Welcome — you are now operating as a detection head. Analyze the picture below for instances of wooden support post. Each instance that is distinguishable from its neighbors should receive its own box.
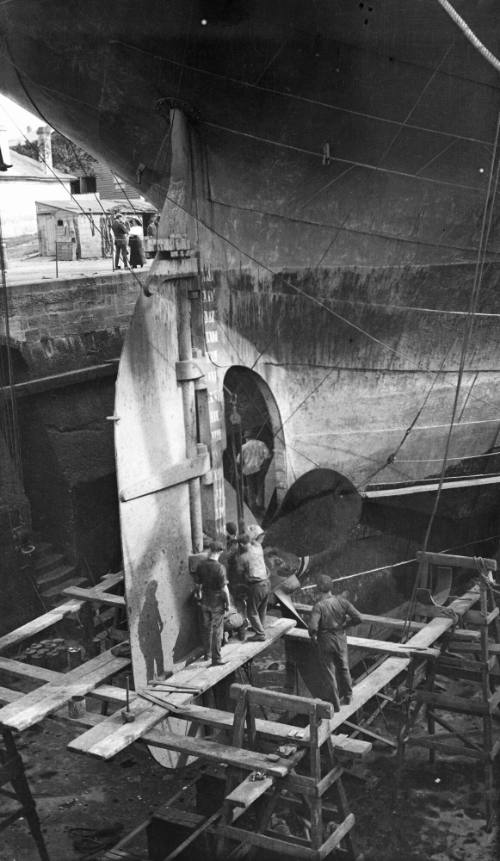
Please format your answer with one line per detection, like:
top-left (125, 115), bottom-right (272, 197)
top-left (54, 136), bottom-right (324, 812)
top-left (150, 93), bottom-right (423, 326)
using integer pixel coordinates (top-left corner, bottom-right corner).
top-left (398, 552), bottom-right (500, 831)
top-left (0, 728), bottom-right (50, 861)
top-left (308, 703), bottom-right (323, 850)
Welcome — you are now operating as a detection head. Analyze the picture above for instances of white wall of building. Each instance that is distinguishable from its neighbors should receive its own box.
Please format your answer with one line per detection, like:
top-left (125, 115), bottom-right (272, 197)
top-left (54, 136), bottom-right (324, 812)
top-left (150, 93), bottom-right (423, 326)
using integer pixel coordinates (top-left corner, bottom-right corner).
top-left (0, 178), bottom-right (72, 240)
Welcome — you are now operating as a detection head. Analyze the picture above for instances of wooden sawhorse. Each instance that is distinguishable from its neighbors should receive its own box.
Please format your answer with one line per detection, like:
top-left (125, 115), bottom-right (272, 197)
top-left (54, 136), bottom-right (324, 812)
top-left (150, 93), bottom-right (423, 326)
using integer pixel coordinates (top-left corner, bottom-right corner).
top-left (216, 683), bottom-right (365, 860)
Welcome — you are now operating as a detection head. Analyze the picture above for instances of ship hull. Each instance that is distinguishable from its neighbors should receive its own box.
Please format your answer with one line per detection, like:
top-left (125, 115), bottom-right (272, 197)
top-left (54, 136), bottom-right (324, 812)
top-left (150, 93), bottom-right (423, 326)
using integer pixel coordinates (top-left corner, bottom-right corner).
top-left (2, 2), bottom-right (500, 749)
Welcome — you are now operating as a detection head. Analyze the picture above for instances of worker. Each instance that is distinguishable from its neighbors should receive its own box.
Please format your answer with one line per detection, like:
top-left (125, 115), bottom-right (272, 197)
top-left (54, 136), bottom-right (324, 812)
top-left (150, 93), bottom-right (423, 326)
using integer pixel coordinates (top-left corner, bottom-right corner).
top-left (128, 217), bottom-right (145, 268)
top-left (238, 532), bottom-right (270, 642)
top-left (237, 430), bottom-right (271, 513)
top-left (111, 212), bottom-right (129, 269)
top-left (221, 521), bottom-right (245, 605)
top-left (223, 602), bottom-right (247, 643)
top-left (195, 540), bottom-right (230, 666)
top-left (308, 575), bottom-right (362, 712)
top-left (147, 213), bottom-right (160, 237)
top-left (246, 523), bottom-right (265, 544)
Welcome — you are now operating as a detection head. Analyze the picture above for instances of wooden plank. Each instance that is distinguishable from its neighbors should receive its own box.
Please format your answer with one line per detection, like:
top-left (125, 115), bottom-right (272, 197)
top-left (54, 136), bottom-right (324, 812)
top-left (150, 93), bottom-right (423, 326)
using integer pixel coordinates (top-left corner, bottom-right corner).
top-left (0, 600), bottom-right (83, 653)
top-left (360, 614), bottom-right (425, 632)
top-left (413, 603), bottom-right (460, 620)
top-left (164, 811), bottom-right (221, 861)
top-left (448, 629), bottom-right (481, 642)
top-left (0, 656), bottom-right (60, 683)
top-left (0, 571), bottom-right (124, 656)
top-left (63, 586), bottom-right (126, 607)
top-left (326, 589), bottom-right (481, 732)
top-left (0, 648), bottom-right (130, 731)
top-left (447, 641), bottom-right (500, 653)
top-left (98, 571), bottom-right (124, 585)
top-left (68, 698), bottom-right (165, 758)
top-left (71, 618), bottom-right (296, 761)
top-left (119, 451), bottom-right (210, 502)
top-left (285, 629), bottom-right (440, 658)
top-left (0, 656), bottom-right (127, 705)
top-left (406, 735), bottom-right (488, 759)
top-left (230, 683), bottom-right (333, 719)
top-left (329, 657), bottom-right (410, 732)
top-left (404, 590), bottom-right (480, 648)
top-left (343, 720), bottom-right (397, 749)
top-left (328, 734), bottom-right (371, 759)
top-left (417, 551), bottom-right (496, 572)
top-left (91, 685), bottom-right (128, 705)
top-left (464, 607), bottom-right (499, 626)
top-left (226, 774), bottom-right (274, 809)
top-left (318, 814), bottom-right (356, 860)
top-left (0, 686), bottom-right (21, 703)
top-left (436, 655), bottom-right (494, 672)
top-left (219, 824), bottom-right (316, 859)
top-left (133, 730), bottom-right (296, 777)
top-left (0, 685), bottom-right (112, 733)
top-left (157, 703), bottom-right (370, 757)
top-left (0, 684), bottom-right (114, 733)
top-left (293, 608), bottom-right (426, 634)
top-left (416, 691), bottom-right (488, 715)
top-left (143, 618), bottom-right (296, 711)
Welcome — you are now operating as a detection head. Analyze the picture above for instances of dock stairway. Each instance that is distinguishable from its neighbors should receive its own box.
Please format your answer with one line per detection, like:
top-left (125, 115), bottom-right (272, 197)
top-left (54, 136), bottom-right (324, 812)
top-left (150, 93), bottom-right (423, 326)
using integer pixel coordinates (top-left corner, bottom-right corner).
top-left (32, 537), bottom-right (88, 607)
top-left (397, 551), bottom-right (500, 829)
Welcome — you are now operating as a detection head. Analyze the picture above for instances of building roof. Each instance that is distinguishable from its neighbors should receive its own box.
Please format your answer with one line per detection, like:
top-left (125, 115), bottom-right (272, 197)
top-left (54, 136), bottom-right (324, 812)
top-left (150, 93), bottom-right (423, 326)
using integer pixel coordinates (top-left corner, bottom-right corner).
top-left (35, 195), bottom-right (156, 215)
top-left (1, 148), bottom-right (75, 181)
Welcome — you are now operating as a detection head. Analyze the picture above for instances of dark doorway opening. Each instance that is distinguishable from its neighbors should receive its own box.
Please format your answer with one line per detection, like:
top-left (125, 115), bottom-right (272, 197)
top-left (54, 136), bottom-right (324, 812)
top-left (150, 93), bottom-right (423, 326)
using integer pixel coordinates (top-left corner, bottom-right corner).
top-left (223, 366), bottom-right (286, 525)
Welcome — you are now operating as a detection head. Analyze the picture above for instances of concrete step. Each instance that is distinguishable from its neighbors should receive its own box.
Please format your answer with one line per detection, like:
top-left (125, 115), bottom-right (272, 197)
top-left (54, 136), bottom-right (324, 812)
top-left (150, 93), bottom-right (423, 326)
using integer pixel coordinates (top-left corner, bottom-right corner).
top-left (40, 575), bottom-right (88, 602)
top-left (36, 564), bottom-right (77, 589)
top-left (33, 540), bottom-right (53, 555)
top-left (34, 552), bottom-right (65, 574)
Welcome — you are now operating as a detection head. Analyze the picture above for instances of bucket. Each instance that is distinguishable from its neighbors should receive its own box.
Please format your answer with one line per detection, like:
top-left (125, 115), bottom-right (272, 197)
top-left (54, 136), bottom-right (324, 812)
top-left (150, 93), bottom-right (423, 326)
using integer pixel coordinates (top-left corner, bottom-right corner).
top-left (68, 695), bottom-right (86, 719)
top-left (67, 646), bottom-right (82, 669)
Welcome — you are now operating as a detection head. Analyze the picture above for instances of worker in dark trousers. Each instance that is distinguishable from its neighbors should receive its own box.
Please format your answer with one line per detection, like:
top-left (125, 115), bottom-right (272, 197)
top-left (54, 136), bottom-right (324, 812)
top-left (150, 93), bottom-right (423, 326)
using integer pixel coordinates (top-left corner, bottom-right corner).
top-left (111, 212), bottom-right (129, 269)
top-left (309, 575), bottom-right (362, 711)
top-left (238, 533), bottom-right (270, 641)
top-left (195, 540), bottom-right (230, 666)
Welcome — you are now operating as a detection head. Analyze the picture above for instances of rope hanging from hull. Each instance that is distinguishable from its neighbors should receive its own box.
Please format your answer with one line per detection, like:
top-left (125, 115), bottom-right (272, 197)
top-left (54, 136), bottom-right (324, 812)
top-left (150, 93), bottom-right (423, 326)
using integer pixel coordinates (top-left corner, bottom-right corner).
top-left (435, 0), bottom-right (500, 73)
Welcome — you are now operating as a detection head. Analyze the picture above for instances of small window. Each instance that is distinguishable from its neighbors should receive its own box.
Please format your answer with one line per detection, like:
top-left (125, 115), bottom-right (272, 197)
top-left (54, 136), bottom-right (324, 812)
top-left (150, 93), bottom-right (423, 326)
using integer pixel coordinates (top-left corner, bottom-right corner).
top-left (57, 219), bottom-right (63, 226)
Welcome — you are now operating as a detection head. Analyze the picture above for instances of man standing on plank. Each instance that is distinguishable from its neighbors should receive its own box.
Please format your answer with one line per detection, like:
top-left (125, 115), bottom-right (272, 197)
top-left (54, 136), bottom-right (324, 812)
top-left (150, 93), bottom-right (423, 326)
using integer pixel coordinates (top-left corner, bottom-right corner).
top-left (196, 540), bottom-right (230, 667)
top-left (309, 575), bottom-right (362, 711)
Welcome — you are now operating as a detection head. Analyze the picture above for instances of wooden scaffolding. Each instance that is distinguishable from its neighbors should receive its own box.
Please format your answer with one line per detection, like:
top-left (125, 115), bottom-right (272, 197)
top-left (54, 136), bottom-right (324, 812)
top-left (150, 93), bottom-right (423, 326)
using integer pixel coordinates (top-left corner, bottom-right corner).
top-left (0, 554), bottom-right (498, 858)
top-left (396, 551), bottom-right (500, 829)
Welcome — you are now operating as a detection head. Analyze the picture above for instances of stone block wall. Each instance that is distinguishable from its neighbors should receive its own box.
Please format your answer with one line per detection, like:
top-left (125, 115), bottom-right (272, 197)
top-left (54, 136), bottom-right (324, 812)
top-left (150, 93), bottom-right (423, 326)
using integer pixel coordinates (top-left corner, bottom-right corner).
top-left (1, 271), bottom-right (140, 593)
top-left (7, 271), bottom-right (139, 377)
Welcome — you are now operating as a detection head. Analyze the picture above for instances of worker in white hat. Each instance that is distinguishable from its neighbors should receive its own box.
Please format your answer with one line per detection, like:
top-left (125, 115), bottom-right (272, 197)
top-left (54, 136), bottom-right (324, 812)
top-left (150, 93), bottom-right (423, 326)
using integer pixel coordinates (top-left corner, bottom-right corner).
top-left (246, 523), bottom-right (265, 543)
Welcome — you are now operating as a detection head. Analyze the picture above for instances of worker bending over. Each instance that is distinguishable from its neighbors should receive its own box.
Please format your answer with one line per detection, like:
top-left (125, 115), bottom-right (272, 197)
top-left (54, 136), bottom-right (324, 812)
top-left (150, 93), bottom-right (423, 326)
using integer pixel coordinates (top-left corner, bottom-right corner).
top-left (309, 575), bottom-right (362, 712)
top-left (195, 541), bottom-right (230, 667)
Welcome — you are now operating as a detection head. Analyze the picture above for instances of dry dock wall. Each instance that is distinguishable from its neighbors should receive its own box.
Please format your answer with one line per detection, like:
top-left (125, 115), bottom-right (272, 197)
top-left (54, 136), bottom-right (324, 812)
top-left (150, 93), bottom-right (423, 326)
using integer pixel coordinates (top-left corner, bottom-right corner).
top-left (1, 272), bottom-right (140, 592)
top-left (7, 272), bottom-right (137, 372)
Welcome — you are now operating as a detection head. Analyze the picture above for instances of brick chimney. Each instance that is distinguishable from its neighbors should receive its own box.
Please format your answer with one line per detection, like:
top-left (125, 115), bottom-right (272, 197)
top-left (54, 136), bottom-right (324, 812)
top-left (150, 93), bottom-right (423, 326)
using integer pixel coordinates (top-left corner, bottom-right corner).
top-left (37, 125), bottom-right (53, 174)
top-left (0, 125), bottom-right (12, 171)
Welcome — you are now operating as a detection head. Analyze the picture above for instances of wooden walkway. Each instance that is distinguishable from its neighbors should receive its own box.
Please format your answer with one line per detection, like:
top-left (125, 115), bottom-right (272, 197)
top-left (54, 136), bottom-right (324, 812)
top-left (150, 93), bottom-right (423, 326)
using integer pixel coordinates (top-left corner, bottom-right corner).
top-left (286, 586), bottom-right (481, 731)
top-left (1, 556), bottom-right (494, 860)
top-left (0, 567), bottom-right (484, 758)
top-left (68, 616), bottom-right (295, 760)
